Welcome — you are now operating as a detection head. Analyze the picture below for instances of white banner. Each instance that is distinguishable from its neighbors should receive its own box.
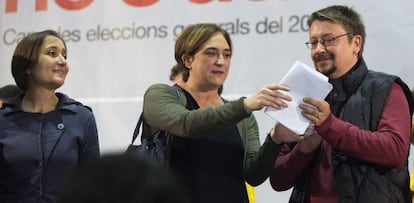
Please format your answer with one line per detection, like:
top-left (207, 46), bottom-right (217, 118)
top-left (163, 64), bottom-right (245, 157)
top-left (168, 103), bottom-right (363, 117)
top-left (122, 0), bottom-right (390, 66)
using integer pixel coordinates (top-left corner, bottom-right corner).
top-left (2, 1), bottom-right (414, 202)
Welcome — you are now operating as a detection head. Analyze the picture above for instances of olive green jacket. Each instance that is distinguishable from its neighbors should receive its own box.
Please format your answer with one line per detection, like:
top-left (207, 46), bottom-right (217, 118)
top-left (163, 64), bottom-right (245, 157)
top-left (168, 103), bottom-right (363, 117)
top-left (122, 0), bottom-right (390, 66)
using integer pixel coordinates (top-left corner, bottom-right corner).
top-left (143, 83), bottom-right (281, 186)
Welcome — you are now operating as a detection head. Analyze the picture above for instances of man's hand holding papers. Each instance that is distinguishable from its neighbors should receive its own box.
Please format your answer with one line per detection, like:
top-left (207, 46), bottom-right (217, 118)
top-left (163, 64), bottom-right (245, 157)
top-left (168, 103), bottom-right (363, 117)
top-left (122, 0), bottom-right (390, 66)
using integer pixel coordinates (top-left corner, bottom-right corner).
top-left (264, 61), bottom-right (333, 134)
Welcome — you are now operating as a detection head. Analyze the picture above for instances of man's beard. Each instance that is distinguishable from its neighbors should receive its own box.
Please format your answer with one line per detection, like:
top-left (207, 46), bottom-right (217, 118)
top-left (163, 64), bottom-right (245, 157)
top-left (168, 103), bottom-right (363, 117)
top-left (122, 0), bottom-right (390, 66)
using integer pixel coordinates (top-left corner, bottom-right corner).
top-left (321, 64), bottom-right (337, 76)
top-left (314, 52), bottom-right (337, 77)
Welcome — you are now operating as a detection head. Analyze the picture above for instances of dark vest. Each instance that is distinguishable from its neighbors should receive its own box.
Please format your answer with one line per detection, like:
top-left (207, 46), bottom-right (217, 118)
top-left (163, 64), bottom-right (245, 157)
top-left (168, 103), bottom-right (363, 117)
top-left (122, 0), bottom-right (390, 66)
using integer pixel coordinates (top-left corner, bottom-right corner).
top-left (289, 60), bottom-right (414, 203)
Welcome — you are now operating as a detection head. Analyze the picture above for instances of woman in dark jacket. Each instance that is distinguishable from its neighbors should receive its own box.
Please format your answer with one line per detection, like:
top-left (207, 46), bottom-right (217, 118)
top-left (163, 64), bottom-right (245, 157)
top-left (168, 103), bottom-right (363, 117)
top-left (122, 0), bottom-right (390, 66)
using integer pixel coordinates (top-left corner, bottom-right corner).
top-left (0, 30), bottom-right (100, 203)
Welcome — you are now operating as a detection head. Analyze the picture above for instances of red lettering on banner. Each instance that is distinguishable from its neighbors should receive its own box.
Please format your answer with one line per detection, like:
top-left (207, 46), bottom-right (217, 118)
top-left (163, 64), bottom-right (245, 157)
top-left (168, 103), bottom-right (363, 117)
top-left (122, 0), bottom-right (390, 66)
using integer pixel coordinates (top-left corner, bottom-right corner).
top-left (36, 0), bottom-right (48, 11)
top-left (5, 0), bottom-right (265, 13)
top-left (190, 0), bottom-right (263, 3)
top-left (190, 0), bottom-right (231, 3)
top-left (123, 0), bottom-right (158, 7)
top-left (5, 0), bottom-right (17, 12)
top-left (56, 0), bottom-right (93, 10)
top-left (6, 0), bottom-right (48, 12)
top-left (5, 0), bottom-right (91, 12)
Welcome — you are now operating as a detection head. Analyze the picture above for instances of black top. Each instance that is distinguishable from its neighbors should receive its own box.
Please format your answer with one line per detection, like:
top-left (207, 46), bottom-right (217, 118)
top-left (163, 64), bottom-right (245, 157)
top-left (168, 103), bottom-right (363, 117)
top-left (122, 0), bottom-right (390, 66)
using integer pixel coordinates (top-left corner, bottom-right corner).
top-left (170, 88), bottom-right (248, 203)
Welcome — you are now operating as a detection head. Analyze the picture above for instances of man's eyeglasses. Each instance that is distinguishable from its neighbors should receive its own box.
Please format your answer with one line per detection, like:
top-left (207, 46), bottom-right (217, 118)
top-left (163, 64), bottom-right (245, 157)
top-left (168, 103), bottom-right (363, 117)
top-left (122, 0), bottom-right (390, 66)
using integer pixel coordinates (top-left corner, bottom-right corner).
top-left (305, 33), bottom-right (350, 49)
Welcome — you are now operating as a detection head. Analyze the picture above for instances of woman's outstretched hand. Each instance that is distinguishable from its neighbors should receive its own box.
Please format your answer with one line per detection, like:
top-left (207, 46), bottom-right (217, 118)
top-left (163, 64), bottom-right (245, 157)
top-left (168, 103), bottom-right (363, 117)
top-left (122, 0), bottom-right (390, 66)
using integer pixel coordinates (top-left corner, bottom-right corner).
top-left (244, 84), bottom-right (292, 113)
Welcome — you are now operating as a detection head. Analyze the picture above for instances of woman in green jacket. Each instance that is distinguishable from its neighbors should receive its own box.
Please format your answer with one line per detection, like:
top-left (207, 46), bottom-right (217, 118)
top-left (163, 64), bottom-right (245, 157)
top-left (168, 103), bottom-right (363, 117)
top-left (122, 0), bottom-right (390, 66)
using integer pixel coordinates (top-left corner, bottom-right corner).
top-left (143, 23), bottom-right (300, 203)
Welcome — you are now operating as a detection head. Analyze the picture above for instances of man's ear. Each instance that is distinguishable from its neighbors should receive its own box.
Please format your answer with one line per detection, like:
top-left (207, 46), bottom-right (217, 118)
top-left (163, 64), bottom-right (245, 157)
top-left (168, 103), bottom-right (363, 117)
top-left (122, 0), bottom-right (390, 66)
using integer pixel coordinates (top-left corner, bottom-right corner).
top-left (353, 35), bottom-right (362, 55)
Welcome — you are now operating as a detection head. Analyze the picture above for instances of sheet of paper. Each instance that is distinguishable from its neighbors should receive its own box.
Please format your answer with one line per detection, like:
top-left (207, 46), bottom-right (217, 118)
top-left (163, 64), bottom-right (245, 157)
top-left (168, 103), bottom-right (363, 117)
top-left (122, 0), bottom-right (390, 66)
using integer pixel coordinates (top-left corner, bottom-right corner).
top-left (264, 61), bottom-right (333, 134)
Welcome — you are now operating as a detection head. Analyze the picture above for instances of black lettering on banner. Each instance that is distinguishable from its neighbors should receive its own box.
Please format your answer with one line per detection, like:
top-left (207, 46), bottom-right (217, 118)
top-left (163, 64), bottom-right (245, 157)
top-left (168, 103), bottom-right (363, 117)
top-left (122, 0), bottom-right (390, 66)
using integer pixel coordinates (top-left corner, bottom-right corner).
top-left (85, 23), bottom-right (169, 42)
top-left (288, 15), bottom-right (309, 33)
top-left (255, 17), bottom-right (283, 34)
top-left (2, 14), bottom-right (311, 46)
top-left (218, 18), bottom-right (250, 35)
top-left (172, 24), bottom-right (186, 37)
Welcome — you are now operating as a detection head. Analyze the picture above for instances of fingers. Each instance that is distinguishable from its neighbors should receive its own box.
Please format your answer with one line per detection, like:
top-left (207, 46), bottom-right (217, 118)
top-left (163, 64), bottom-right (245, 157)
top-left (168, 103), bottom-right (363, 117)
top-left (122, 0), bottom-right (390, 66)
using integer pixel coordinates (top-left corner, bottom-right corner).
top-left (269, 84), bottom-right (292, 100)
top-left (300, 97), bottom-right (330, 126)
top-left (268, 84), bottom-right (290, 92)
top-left (265, 84), bottom-right (292, 109)
top-left (244, 84), bottom-right (293, 112)
top-left (300, 103), bottom-right (319, 118)
top-left (302, 97), bottom-right (322, 107)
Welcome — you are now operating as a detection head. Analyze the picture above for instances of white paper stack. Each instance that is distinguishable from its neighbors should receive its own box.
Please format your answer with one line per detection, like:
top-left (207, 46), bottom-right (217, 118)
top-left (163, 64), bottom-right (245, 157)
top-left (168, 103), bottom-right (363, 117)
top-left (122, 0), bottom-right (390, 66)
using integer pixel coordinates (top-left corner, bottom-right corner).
top-left (264, 61), bottom-right (333, 134)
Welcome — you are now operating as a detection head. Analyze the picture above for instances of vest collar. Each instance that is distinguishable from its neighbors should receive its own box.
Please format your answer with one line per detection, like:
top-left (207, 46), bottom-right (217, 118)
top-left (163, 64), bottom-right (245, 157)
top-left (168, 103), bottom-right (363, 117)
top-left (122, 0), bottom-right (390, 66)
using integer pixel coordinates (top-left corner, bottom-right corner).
top-left (329, 58), bottom-right (368, 96)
